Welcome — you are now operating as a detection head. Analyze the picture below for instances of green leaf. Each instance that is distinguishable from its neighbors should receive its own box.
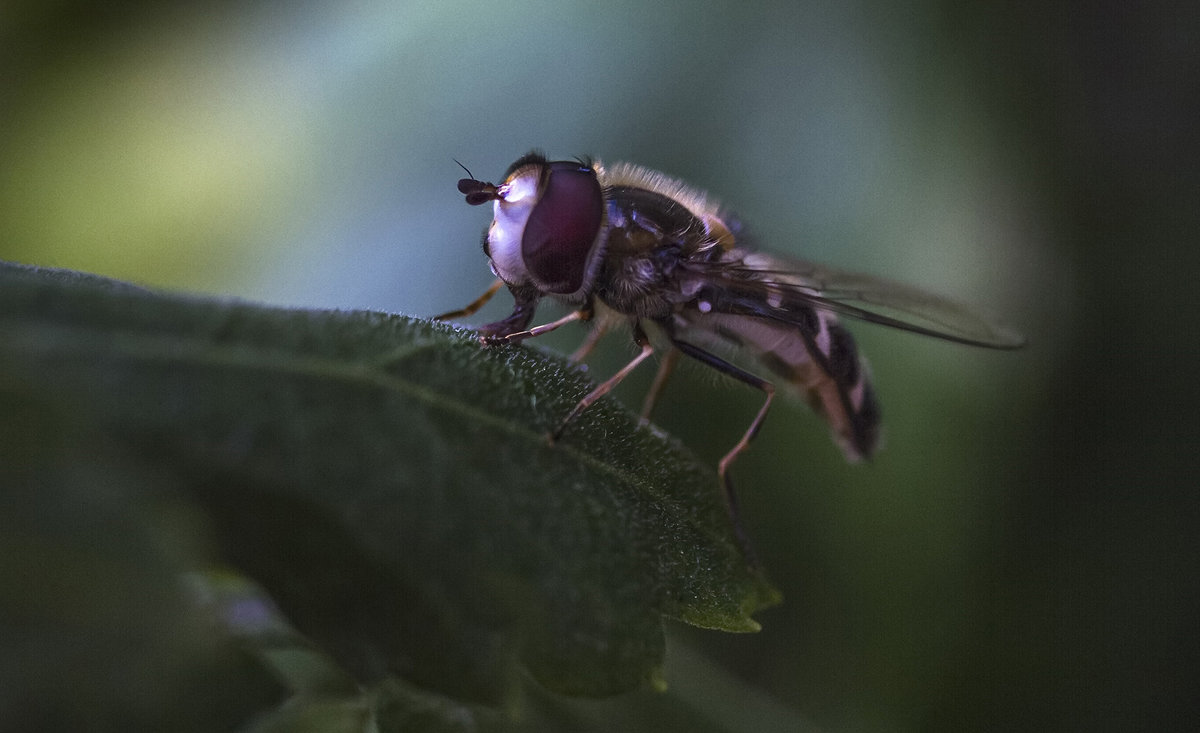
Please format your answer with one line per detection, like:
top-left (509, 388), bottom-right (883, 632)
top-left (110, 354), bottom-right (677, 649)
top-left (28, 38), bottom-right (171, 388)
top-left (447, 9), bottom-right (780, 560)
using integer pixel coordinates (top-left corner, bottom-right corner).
top-left (0, 376), bottom-right (285, 730)
top-left (0, 261), bottom-right (778, 711)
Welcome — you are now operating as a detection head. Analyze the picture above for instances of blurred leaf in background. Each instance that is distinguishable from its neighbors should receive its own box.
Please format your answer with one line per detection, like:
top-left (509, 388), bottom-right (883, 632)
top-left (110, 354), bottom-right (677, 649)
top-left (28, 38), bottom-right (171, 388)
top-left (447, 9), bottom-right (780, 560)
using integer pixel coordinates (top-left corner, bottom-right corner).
top-left (3, 0), bottom-right (1197, 730)
top-left (0, 364), bottom-right (285, 730)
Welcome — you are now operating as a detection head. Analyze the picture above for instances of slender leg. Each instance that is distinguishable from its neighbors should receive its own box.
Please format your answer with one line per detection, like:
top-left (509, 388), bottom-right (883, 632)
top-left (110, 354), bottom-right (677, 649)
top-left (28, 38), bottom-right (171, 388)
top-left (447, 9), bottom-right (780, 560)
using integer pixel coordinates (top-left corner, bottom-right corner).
top-left (670, 338), bottom-right (774, 565)
top-left (433, 278), bottom-right (504, 321)
top-left (477, 284), bottom-right (541, 341)
top-left (552, 327), bottom-right (655, 441)
top-left (499, 306), bottom-right (592, 343)
top-left (568, 319), bottom-right (610, 364)
top-left (639, 347), bottom-right (681, 424)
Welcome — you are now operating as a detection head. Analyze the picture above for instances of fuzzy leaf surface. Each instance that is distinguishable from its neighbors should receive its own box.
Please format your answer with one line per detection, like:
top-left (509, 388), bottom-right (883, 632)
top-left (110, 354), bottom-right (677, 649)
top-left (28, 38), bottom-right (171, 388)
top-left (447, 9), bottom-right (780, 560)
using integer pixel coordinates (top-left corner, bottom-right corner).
top-left (0, 261), bottom-right (778, 707)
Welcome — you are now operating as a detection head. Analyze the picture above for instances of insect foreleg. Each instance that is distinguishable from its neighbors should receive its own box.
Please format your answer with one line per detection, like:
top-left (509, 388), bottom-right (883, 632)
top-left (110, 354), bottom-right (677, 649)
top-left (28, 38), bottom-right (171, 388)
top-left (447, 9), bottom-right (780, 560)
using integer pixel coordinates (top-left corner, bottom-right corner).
top-left (499, 304), bottom-right (593, 344)
top-left (434, 278), bottom-right (504, 321)
top-left (472, 283), bottom-right (542, 342)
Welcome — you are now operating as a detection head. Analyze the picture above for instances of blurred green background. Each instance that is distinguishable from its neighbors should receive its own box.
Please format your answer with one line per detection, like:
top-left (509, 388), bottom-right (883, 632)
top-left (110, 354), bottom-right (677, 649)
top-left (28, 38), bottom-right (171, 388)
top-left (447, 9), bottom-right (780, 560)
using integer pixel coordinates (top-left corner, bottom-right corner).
top-left (2, 0), bottom-right (1195, 730)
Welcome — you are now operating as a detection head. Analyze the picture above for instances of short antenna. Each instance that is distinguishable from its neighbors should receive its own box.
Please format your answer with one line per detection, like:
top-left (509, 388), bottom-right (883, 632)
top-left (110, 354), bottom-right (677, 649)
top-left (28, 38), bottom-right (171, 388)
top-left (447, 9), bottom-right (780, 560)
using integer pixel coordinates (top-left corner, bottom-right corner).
top-left (453, 159), bottom-right (476, 181)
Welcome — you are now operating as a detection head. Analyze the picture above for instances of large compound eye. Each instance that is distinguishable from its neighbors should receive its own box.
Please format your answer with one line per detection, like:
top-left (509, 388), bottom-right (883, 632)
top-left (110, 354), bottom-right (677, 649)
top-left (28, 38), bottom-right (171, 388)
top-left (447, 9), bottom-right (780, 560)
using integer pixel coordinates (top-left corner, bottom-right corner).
top-left (520, 162), bottom-right (604, 295)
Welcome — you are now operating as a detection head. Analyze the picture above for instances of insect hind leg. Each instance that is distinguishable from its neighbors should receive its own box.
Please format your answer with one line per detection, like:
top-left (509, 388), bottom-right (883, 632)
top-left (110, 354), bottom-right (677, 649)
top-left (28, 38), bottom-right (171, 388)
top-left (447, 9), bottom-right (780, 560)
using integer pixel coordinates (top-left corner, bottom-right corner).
top-left (669, 337), bottom-right (774, 566)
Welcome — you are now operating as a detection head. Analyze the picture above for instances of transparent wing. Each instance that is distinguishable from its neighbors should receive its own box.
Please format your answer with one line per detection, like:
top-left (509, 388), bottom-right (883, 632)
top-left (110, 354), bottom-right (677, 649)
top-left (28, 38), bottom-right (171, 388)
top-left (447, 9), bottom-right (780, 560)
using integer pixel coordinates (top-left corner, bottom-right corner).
top-left (691, 251), bottom-right (1026, 349)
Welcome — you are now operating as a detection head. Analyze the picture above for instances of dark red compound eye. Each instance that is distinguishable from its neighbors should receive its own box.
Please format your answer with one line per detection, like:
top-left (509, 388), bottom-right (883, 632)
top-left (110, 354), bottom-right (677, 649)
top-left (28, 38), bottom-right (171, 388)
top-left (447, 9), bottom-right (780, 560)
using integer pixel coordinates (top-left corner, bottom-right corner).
top-left (520, 162), bottom-right (604, 295)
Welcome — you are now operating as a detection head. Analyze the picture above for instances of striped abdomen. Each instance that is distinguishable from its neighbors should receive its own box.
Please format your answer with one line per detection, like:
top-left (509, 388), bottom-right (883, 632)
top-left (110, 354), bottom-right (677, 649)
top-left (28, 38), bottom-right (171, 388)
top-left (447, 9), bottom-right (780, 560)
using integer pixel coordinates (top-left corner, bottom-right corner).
top-left (676, 307), bottom-right (882, 462)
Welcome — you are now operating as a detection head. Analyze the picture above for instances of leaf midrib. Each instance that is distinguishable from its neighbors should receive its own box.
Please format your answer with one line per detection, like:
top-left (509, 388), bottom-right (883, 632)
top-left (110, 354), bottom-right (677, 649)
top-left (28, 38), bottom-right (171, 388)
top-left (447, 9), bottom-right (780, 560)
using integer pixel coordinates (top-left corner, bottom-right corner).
top-left (2, 316), bottom-right (716, 536)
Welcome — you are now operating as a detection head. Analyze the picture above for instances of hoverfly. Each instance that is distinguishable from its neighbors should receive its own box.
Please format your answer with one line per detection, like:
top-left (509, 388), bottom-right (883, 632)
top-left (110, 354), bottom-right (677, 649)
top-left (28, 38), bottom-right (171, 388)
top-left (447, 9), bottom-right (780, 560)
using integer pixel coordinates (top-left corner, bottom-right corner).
top-left (439, 151), bottom-right (1023, 554)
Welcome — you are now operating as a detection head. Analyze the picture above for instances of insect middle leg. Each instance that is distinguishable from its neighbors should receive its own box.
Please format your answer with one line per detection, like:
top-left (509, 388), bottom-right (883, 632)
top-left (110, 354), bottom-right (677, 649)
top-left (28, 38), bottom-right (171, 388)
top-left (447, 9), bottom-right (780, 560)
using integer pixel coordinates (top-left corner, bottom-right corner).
top-left (669, 337), bottom-right (775, 564)
top-left (639, 347), bottom-right (681, 424)
top-left (568, 317), bottom-right (611, 364)
top-left (552, 324), bottom-right (655, 441)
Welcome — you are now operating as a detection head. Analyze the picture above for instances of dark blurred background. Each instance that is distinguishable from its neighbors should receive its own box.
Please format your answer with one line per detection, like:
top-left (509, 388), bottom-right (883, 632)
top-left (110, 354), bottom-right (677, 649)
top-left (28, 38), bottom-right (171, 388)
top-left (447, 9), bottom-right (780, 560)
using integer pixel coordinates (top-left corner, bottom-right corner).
top-left (2, 1), bottom-right (1196, 730)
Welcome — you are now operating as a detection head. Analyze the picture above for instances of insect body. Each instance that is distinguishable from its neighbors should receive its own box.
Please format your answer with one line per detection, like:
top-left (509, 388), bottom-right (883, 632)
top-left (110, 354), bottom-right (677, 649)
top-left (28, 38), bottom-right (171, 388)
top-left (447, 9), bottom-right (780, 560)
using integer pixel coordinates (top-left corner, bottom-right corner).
top-left (442, 152), bottom-right (1023, 553)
